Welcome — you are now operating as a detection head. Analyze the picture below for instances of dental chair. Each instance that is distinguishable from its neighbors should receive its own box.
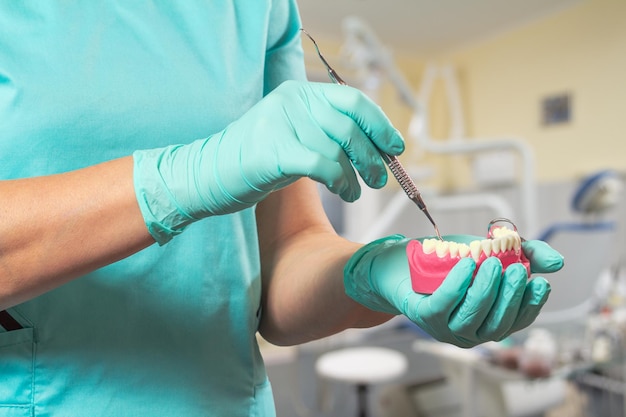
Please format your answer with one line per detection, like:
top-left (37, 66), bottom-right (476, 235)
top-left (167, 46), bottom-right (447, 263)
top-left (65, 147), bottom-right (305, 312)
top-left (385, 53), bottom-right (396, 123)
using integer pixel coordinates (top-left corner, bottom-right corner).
top-left (534, 169), bottom-right (623, 327)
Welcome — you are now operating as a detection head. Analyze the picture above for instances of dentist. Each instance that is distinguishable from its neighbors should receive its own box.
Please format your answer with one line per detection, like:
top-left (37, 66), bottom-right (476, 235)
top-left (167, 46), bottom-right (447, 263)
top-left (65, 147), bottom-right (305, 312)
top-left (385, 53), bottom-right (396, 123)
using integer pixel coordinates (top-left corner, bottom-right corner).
top-left (0, 1), bottom-right (563, 416)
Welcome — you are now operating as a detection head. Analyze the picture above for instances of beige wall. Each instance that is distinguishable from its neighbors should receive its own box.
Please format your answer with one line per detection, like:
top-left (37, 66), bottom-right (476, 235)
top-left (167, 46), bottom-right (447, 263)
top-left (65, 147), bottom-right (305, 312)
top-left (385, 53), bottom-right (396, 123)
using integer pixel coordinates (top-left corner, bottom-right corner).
top-left (440, 0), bottom-right (626, 183)
top-left (303, 0), bottom-right (625, 188)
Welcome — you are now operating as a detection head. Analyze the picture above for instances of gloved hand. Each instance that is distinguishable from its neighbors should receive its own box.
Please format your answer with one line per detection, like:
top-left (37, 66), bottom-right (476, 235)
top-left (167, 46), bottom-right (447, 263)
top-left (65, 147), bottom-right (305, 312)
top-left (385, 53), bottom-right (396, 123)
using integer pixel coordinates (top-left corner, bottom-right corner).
top-left (344, 235), bottom-right (564, 348)
top-left (133, 80), bottom-right (404, 244)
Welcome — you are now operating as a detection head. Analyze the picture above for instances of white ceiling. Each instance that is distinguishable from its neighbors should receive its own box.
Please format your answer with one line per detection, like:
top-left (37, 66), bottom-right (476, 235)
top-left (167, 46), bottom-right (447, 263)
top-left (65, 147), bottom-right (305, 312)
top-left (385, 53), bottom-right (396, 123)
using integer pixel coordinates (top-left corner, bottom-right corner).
top-left (297, 0), bottom-right (583, 56)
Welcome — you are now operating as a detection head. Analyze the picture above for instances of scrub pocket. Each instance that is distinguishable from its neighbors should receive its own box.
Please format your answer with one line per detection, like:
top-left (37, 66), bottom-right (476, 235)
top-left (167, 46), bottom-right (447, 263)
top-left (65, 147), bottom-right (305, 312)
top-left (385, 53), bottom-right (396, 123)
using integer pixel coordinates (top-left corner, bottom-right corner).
top-left (252, 377), bottom-right (276, 417)
top-left (0, 327), bottom-right (35, 416)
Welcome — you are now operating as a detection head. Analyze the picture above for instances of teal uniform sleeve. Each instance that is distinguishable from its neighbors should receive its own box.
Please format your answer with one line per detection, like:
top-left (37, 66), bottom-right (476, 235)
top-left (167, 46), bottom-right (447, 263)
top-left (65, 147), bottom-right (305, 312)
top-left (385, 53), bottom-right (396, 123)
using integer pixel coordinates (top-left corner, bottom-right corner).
top-left (264, 0), bottom-right (308, 94)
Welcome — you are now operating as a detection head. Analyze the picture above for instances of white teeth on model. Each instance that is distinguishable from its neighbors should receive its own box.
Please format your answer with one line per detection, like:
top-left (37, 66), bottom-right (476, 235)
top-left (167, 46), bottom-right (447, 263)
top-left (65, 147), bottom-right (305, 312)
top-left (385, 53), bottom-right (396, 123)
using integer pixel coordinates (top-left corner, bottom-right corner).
top-left (497, 238), bottom-right (505, 253)
top-left (423, 239), bottom-right (438, 255)
top-left (423, 227), bottom-right (521, 262)
top-left (501, 237), bottom-right (508, 252)
top-left (448, 242), bottom-right (459, 257)
top-left (470, 240), bottom-right (482, 260)
top-left (491, 227), bottom-right (522, 250)
top-left (458, 243), bottom-right (471, 258)
top-left (435, 241), bottom-right (449, 257)
top-left (482, 239), bottom-right (493, 255)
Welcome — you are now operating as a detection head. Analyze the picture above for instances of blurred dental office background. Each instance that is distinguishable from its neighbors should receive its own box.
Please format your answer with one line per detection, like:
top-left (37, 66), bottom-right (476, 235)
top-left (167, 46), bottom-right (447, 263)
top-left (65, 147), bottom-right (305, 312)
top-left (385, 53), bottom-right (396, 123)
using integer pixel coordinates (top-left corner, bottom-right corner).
top-left (260, 0), bottom-right (626, 416)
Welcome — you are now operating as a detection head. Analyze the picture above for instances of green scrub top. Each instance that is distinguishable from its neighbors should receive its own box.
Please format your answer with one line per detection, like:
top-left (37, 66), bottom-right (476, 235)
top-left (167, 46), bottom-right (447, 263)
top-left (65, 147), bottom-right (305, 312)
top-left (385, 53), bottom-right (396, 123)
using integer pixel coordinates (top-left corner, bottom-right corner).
top-left (0, 1), bottom-right (306, 416)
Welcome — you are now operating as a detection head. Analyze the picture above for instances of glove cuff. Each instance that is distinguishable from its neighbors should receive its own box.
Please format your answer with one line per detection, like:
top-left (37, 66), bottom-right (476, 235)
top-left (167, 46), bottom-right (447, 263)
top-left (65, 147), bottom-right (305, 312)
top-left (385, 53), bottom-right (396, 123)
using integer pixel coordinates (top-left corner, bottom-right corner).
top-left (133, 147), bottom-right (197, 245)
top-left (343, 234), bottom-right (407, 315)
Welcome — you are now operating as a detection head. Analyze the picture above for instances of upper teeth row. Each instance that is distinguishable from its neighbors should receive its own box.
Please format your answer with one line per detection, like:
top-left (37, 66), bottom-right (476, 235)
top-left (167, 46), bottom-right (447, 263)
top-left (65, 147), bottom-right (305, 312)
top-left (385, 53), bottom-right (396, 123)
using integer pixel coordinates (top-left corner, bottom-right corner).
top-left (422, 227), bottom-right (522, 261)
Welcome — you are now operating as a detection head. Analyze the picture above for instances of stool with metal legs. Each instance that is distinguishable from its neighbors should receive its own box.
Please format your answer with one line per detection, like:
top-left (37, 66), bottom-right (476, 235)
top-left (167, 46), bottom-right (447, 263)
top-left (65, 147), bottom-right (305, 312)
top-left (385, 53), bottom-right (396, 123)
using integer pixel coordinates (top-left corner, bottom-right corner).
top-left (315, 346), bottom-right (408, 417)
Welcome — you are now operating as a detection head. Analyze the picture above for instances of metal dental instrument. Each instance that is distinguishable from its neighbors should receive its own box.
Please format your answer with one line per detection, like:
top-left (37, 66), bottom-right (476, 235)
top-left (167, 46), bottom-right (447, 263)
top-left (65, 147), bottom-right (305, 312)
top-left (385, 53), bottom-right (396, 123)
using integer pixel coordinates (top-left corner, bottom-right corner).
top-left (301, 29), bottom-right (443, 240)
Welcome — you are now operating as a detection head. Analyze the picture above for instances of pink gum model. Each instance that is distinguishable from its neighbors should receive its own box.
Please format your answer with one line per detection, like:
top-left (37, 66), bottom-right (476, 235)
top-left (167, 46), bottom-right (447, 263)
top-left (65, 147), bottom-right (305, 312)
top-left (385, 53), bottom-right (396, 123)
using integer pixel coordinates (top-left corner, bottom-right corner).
top-left (407, 229), bottom-right (530, 294)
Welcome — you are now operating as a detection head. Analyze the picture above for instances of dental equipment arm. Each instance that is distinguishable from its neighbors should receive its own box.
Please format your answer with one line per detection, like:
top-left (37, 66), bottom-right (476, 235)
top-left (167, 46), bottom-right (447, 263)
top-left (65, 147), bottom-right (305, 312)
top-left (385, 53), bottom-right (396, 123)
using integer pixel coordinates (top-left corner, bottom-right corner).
top-left (344, 235), bottom-right (564, 347)
top-left (341, 17), bottom-right (538, 236)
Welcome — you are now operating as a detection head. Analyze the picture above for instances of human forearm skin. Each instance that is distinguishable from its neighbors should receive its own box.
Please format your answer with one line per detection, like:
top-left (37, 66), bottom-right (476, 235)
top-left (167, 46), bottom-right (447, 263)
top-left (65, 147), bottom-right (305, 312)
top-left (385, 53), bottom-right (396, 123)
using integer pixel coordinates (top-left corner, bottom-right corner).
top-left (256, 180), bottom-right (394, 346)
top-left (0, 156), bottom-right (154, 309)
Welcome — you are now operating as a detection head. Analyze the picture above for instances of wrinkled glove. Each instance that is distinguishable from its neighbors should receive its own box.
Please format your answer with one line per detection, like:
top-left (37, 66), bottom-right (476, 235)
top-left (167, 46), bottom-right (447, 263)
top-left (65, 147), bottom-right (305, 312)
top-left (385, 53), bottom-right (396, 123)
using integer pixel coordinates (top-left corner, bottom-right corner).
top-left (344, 235), bottom-right (564, 348)
top-left (134, 80), bottom-right (404, 244)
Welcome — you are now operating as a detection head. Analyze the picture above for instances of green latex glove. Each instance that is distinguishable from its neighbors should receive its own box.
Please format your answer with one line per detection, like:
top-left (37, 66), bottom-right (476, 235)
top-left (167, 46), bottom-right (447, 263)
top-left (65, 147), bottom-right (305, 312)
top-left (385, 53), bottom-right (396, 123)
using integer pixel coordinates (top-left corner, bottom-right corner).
top-left (133, 80), bottom-right (404, 244)
top-left (344, 235), bottom-right (564, 348)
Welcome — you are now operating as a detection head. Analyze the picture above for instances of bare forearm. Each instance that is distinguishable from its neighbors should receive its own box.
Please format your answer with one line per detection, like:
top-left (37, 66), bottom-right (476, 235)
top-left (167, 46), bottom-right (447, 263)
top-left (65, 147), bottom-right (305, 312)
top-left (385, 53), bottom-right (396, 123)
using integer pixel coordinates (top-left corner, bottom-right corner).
top-left (256, 181), bottom-right (393, 346)
top-left (0, 157), bottom-right (154, 309)
top-left (260, 232), bottom-right (393, 345)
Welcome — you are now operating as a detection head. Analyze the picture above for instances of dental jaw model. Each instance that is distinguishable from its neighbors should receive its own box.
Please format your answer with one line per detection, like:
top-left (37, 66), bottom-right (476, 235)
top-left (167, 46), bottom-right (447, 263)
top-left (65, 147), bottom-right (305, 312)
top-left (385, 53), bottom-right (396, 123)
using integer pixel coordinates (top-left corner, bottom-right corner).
top-left (407, 224), bottom-right (530, 294)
